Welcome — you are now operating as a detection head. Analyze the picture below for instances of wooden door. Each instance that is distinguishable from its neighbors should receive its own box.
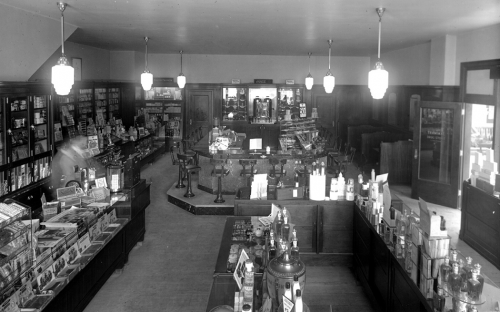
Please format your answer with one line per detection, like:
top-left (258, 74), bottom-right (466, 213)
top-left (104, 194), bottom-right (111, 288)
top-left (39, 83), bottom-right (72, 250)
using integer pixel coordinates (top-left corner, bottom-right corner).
top-left (411, 101), bottom-right (462, 208)
top-left (185, 89), bottom-right (213, 139)
top-left (312, 87), bottom-right (336, 132)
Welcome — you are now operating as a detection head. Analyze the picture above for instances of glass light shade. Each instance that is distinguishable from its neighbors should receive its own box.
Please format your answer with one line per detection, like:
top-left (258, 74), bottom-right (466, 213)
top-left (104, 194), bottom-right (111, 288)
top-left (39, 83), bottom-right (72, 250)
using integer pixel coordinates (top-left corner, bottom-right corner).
top-left (141, 71), bottom-right (153, 91)
top-left (323, 73), bottom-right (335, 94)
top-left (305, 74), bottom-right (314, 90)
top-left (368, 62), bottom-right (389, 100)
top-left (177, 74), bottom-right (186, 89)
top-left (51, 56), bottom-right (74, 96)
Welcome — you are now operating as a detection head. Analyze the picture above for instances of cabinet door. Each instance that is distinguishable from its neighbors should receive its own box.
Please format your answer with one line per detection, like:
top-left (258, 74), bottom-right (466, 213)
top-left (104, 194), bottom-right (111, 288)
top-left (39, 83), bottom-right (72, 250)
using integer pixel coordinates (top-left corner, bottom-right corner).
top-left (186, 89), bottom-right (214, 139)
top-left (318, 202), bottom-right (353, 253)
top-left (261, 125), bottom-right (280, 150)
top-left (286, 205), bottom-right (317, 253)
top-left (312, 87), bottom-right (336, 131)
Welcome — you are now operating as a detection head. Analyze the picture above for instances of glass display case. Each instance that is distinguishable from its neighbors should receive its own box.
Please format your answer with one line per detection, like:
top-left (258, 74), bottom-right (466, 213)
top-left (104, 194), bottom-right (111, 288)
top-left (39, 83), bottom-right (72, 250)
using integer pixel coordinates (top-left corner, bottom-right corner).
top-left (277, 87), bottom-right (304, 121)
top-left (222, 87), bottom-right (248, 121)
top-left (77, 88), bottom-right (93, 122)
top-left (248, 87), bottom-right (277, 124)
top-left (0, 92), bottom-right (53, 197)
top-left (95, 88), bottom-right (107, 126)
top-left (108, 87), bottom-right (120, 120)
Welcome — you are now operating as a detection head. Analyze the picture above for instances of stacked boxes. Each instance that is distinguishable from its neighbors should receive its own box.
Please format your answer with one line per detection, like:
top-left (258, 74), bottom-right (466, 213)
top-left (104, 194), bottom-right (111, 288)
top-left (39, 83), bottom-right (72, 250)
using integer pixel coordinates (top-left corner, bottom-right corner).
top-left (470, 149), bottom-right (498, 195)
top-left (419, 233), bottom-right (450, 299)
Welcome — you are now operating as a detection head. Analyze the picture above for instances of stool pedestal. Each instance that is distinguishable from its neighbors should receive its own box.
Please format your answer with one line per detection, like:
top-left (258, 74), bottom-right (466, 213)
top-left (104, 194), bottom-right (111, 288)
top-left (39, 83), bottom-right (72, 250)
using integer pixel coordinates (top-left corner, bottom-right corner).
top-left (212, 158), bottom-right (230, 203)
top-left (184, 167), bottom-right (200, 198)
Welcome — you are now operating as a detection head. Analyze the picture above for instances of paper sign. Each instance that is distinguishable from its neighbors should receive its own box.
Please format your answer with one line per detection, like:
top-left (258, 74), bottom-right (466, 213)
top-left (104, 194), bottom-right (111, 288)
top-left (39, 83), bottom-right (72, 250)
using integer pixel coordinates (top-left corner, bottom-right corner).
top-left (282, 295), bottom-right (294, 312)
top-left (262, 297), bottom-right (272, 312)
top-left (109, 209), bottom-right (117, 223)
top-left (249, 138), bottom-right (262, 150)
top-left (95, 178), bottom-right (107, 188)
top-left (233, 249), bottom-right (249, 290)
top-left (77, 233), bottom-right (91, 253)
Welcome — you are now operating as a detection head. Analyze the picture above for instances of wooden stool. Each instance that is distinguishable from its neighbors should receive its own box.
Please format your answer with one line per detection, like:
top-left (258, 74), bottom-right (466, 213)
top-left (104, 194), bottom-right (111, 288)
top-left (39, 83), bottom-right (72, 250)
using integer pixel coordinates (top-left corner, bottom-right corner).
top-left (269, 158), bottom-right (287, 178)
top-left (211, 158), bottom-right (230, 203)
top-left (177, 154), bottom-right (200, 197)
top-left (239, 159), bottom-right (257, 186)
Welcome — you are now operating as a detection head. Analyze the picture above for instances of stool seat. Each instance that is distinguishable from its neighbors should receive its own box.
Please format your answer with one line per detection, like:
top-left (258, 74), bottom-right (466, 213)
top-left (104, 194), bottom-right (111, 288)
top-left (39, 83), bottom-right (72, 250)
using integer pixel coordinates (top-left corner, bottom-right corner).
top-left (239, 159), bottom-right (257, 187)
top-left (178, 153), bottom-right (200, 197)
top-left (211, 158), bottom-right (230, 203)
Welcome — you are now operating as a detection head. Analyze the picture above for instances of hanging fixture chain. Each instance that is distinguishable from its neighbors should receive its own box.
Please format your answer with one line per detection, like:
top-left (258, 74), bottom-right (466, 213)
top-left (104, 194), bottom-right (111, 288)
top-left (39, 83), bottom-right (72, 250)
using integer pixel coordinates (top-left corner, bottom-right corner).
top-left (57, 3), bottom-right (67, 55)
top-left (308, 52), bottom-right (312, 74)
top-left (376, 8), bottom-right (385, 60)
top-left (180, 50), bottom-right (183, 74)
top-left (144, 37), bottom-right (149, 71)
top-left (328, 40), bottom-right (332, 70)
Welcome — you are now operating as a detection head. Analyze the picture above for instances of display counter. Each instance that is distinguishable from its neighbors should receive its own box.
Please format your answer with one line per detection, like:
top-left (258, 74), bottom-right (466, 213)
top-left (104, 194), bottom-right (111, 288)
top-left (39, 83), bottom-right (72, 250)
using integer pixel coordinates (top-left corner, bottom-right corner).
top-left (192, 136), bottom-right (327, 195)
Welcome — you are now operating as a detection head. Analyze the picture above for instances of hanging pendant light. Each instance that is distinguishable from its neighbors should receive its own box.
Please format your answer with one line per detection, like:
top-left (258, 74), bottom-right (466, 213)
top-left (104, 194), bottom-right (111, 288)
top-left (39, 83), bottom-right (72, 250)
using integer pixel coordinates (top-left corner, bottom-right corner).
top-left (305, 52), bottom-right (314, 90)
top-left (177, 50), bottom-right (186, 89)
top-left (51, 2), bottom-right (74, 96)
top-left (141, 37), bottom-right (153, 91)
top-left (323, 40), bottom-right (335, 93)
top-left (368, 8), bottom-right (389, 100)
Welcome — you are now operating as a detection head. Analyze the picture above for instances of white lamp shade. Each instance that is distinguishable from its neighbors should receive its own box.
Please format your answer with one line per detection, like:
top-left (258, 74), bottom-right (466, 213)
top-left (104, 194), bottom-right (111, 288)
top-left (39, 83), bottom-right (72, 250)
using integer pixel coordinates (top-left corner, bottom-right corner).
top-left (141, 71), bottom-right (153, 91)
top-left (177, 74), bottom-right (186, 89)
top-left (323, 74), bottom-right (335, 94)
top-left (305, 75), bottom-right (314, 90)
top-left (368, 68), bottom-right (389, 99)
top-left (51, 63), bottom-right (74, 96)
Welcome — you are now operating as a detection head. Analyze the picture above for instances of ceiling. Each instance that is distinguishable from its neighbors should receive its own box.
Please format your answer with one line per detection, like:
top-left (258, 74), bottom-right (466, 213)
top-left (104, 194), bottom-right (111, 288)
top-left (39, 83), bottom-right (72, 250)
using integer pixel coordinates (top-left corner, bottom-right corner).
top-left (2, 0), bottom-right (500, 57)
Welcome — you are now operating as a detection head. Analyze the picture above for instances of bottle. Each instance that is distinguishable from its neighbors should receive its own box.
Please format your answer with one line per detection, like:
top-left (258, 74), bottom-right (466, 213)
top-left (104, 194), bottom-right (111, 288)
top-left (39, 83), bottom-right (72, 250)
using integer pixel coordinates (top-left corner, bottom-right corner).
top-left (448, 263), bottom-right (462, 295)
top-left (266, 146), bottom-right (270, 155)
top-left (320, 162), bottom-right (325, 176)
top-left (330, 178), bottom-right (338, 201)
top-left (440, 256), bottom-right (452, 296)
top-left (243, 260), bottom-right (254, 305)
top-left (284, 282), bottom-right (292, 301)
top-left (282, 215), bottom-right (290, 241)
top-left (396, 236), bottom-right (405, 259)
top-left (291, 239), bottom-right (300, 259)
top-left (371, 169), bottom-right (376, 182)
top-left (473, 263), bottom-right (484, 294)
top-left (449, 249), bottom-right (458, 268)
top-left (292, 275), bottom-right (300, 302)
top-left (337, 173), bottom-right (345, 200)
top-left (463, 256), bottom-right (474, 280)
top-left (467, 268), bottom-right (482, 302)
top-left (294, 173), bottom-right (299, 187)
top-left (294, 289), bottom-right (303, 312)
top-left (346, 178), bottom-right (354, 201)
top-left (269, 238), bottom-right (276, 260)
top-left (292, 228), bottom-right (298, 242)
top-left (275, 211), bottom-right (283, 239)
top-left (433, 287), bottom-right (446, 312)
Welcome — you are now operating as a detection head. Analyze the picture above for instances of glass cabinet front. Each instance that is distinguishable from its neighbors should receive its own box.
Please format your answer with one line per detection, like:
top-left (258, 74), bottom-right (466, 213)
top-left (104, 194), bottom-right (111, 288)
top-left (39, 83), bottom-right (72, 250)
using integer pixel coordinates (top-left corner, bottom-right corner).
top-left (8, 96), bottom-right (29, 162)
top-left (33, 95), bottom-right (48, 155)
top-left (248, 88), bottom-right (277, 123)
top-left (223, 87), bottom-right (247, 121)
top-left (277, 87), bottom-right (303, 121)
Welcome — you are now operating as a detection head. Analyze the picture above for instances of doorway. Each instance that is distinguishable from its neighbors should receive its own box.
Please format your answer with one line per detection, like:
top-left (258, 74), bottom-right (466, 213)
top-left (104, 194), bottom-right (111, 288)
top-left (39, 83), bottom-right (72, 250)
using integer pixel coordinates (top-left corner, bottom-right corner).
top-left (411, 101), bottom-right (462, 208)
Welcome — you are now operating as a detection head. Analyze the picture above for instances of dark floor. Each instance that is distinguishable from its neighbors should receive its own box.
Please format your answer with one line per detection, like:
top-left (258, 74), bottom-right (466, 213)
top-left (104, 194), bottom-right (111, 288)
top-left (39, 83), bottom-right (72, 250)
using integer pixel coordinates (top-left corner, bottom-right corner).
top-left (83, 153), bottom-right (500, 311)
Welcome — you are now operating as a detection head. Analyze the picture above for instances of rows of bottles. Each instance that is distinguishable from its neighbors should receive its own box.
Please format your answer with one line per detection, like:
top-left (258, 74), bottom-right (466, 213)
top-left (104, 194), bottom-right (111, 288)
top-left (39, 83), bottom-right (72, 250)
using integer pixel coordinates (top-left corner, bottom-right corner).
top-left (357, 174), bottom-right (492, 312)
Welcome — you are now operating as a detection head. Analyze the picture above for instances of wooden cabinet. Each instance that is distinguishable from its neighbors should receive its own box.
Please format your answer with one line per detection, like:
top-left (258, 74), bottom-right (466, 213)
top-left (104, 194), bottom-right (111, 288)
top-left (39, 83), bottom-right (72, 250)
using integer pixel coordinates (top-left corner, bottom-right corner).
top-left (353, 204), bottom-right (432, 312)
top-left (234, 199), bottom-right (353, 255)
top-left (243, 124), bottom-right (280, 150)
top-left (460, 181), bottom-right (500, 270)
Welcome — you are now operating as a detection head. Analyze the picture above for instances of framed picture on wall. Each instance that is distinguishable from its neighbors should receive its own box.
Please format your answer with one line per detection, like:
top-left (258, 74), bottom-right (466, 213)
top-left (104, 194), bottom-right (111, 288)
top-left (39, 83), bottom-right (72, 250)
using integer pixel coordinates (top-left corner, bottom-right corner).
top-left (72, 57), bottom-right (82, 81)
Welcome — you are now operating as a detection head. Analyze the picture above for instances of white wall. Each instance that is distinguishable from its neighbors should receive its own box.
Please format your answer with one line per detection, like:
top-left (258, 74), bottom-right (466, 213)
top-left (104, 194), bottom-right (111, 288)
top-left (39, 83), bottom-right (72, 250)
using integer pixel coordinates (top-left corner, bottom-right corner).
top-left (373, 42), bottom-right (432, 86)
top-left (430, 35), bottom-right (456, 85)
top-left (110, 51), bottom-right (136, 81)
top-left (128, 54), bottom-right (371, 86)
top-left (0, 4), bottom-right (77, 81)
top-left (455, 23), bottom-right (500, 84)
top-left (30, 42), bottom-right (110, 81)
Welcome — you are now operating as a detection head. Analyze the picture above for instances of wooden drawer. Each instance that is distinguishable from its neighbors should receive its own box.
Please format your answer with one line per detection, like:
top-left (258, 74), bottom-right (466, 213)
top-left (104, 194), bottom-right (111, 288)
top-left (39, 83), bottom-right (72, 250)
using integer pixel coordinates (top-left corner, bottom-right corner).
top-left (354, 208), bottom-right (370, 247)
top-left (372, 234), bottom-right (389, 275)
top-left (318, 203), bottom-right (353, 253)
top-left (354, 231), bottom-right (370, 280)
top-left (372, 258), bottom-right (388, 311)
top-left (392, 264), bottom-right (420, 307)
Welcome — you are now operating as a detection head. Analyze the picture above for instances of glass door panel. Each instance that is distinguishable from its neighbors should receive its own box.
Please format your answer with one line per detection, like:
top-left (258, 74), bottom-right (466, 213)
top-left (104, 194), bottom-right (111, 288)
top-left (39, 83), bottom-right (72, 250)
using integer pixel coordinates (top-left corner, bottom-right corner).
top-left (33, 96), bottom-right (48, 155)
top-left (9, 97), bottom-right (30, 162)
top-left (418, 108), bottom-right (454, 184)
top-left (412, 101), bottom-right (462, 208)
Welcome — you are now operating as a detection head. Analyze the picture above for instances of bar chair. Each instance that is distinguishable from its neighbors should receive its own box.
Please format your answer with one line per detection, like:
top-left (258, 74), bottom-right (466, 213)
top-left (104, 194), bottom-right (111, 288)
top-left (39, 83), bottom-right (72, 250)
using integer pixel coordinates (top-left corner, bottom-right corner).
top-left (170, 141), bottom-right (181, 166)
top-left (239, 159), bottom-right (257, 186)
top-left (268, 158), bottom-right (287, 185)
top-left (177, 153), bottom-right (200, 197)
top-left (211, 158), bottom-right (230, 203)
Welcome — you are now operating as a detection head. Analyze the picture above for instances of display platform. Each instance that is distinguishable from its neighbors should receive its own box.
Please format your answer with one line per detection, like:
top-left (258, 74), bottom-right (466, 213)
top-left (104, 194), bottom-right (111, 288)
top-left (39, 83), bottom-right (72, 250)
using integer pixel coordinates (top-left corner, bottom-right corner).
top-left (167, 179), bottom-right (235, 215)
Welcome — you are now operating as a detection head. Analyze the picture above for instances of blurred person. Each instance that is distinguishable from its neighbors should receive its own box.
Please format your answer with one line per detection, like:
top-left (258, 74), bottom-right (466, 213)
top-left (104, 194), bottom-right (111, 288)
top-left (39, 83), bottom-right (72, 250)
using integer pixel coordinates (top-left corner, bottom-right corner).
top-left (51, 136), bottom-right (90, 188)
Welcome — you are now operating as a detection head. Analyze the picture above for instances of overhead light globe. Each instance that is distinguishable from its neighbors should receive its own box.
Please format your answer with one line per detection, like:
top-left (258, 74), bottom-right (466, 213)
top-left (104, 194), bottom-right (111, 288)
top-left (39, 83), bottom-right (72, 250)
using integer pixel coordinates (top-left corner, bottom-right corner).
top-left (323, 40), bottom-right (335, 94)
top-left (52, 55), bottom-right (74, 96)
top-left (305, 52), bottom-right (314, 90)
top-left (369, 8), bottom-right (389, 100)
top-left (323, 73), bottom-right (335, 94)
top-left (52, 3), bottom-right (74, 96)
top-left (177, 50), bottom-right (186, 89)
top-left (141, 70), bottom-right (153, 91)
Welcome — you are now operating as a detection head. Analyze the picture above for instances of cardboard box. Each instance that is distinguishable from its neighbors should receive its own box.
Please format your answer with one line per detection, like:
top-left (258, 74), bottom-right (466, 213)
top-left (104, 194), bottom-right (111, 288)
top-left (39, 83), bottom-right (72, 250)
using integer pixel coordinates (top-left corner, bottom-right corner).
top-left (421, 234), bottom-right (450, 259)
top-left (419, 273), bottom-right (435, 299)
top-left (276, 187), bottom-right (304, 200)
top-left (410, 260), bottom-right (419, 285)
top-left (421, 251), bottom-right (445, 279)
